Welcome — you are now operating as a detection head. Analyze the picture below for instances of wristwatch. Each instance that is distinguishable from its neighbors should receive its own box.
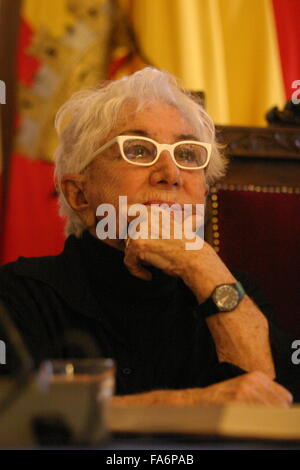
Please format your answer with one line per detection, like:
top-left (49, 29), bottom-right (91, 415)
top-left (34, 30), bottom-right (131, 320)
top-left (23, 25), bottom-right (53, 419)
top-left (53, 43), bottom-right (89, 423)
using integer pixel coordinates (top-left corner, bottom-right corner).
top-left (199, 282), bottom-right (246, 318)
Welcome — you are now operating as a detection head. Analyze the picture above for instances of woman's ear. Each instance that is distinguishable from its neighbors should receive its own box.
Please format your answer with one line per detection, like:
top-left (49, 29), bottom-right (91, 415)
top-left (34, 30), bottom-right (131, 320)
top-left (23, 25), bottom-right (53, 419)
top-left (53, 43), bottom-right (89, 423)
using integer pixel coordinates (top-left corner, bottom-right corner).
top-left (60, 174), bottom-right (97, 229)
top-left (60, 174), bottom-right (88, 212)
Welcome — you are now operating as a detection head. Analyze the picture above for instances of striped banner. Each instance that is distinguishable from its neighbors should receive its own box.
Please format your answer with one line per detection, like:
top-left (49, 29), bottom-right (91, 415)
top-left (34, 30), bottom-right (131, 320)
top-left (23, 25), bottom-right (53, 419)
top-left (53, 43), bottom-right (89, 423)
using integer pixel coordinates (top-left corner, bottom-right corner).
top-left (128, 0), bottom-right (300, 125)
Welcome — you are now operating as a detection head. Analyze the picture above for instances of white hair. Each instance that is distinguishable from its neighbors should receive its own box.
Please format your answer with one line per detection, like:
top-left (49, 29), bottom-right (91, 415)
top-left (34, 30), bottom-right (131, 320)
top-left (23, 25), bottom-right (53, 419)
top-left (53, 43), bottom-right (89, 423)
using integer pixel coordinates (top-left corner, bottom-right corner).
top-left (54, 67), bottom-right (227, 237)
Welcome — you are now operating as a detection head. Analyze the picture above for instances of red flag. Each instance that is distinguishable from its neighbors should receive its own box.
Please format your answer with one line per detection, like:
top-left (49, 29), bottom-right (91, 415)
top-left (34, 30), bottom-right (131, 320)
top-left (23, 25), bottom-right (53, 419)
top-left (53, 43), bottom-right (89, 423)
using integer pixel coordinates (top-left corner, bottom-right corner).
top-left (272, 0), bottom-right (300, 99)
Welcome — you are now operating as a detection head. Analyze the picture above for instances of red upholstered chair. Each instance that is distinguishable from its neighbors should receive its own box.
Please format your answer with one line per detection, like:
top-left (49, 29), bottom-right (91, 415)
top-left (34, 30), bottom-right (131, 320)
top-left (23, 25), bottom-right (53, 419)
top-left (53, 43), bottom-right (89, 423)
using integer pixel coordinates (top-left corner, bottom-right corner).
top-left (205, 125), bottom-right (300, 337)
top-left (207, 183), bottom-right (300, 337)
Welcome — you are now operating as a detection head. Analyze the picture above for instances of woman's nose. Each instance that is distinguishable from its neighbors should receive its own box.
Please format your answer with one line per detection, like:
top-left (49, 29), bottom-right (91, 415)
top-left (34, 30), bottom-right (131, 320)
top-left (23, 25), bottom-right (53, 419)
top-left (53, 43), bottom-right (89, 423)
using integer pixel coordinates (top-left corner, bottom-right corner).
top-left (149, 150), bottom-right (182, 187)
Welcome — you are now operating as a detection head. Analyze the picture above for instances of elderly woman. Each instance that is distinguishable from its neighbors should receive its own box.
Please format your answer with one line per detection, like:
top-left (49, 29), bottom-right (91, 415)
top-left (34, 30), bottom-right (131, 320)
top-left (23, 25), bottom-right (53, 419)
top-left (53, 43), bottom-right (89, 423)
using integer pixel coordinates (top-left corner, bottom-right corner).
top-left (0, 68), bottom-right (298, 405)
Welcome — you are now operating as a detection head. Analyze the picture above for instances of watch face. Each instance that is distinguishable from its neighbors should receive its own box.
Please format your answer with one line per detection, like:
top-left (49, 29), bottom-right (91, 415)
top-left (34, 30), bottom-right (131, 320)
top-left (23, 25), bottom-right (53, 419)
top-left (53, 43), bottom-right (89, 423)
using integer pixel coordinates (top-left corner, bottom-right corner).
top-left (213, 284), bottom-right (239, 312)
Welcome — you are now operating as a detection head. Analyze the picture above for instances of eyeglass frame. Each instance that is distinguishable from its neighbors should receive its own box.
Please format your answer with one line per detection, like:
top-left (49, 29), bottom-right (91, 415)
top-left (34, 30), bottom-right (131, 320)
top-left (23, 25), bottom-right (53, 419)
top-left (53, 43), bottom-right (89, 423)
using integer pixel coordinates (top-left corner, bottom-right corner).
top-left (91, 135), bottom-right (212, 170)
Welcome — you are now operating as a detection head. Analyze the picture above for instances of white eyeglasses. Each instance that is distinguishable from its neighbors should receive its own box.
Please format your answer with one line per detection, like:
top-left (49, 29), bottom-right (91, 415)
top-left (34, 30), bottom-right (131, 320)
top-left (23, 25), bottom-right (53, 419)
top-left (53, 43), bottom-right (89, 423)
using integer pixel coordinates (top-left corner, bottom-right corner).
top-left (92, 135), bottom-right (212, 170)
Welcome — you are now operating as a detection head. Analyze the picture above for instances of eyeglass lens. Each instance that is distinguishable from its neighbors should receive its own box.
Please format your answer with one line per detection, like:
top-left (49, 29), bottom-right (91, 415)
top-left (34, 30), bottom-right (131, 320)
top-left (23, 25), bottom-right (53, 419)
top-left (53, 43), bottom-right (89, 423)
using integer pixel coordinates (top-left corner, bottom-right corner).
top-left (122, 138), bottom-right (208, 168)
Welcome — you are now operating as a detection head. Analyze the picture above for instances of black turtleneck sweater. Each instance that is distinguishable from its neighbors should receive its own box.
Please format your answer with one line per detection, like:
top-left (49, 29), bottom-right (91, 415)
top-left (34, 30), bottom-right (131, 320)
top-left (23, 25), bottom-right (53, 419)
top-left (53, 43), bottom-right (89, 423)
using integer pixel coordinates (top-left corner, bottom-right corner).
top-left (0, 230), bottom-right (299, 400)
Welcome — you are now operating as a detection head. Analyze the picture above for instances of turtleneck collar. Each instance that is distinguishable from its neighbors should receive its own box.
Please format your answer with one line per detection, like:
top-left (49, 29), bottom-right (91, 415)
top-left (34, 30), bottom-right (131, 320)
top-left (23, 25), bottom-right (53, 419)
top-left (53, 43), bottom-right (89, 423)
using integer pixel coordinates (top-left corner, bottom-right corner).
top-left (78, 230), bottom-right (178, 300)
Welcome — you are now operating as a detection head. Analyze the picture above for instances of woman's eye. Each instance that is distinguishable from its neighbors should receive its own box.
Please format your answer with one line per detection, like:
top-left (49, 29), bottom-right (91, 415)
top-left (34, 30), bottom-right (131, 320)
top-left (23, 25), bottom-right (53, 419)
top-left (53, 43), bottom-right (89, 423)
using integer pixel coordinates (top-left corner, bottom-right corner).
top-left (134, 145), bottom-right (146, 155)
top-left (178, 150), bottom-right (195, 161)
top-left (126, 145), bottom-right (150, 159)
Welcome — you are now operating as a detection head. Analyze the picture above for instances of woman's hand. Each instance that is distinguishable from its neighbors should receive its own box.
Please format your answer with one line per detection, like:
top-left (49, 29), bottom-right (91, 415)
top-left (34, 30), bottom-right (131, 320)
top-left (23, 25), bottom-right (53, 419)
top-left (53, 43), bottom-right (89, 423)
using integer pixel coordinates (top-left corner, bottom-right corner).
top-left (123, 206), bottom-right (235, 302)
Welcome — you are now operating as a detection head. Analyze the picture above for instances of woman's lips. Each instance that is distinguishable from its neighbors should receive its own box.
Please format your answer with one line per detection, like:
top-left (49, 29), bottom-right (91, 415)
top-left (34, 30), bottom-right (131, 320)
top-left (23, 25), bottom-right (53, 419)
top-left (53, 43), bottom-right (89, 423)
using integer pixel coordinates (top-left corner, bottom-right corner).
top-left (143, 201), bottom-right (198, 216)
top-left (145, 200), bottom-right (179, 206)
top-left (144, 202), bottom-right (184, 214)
